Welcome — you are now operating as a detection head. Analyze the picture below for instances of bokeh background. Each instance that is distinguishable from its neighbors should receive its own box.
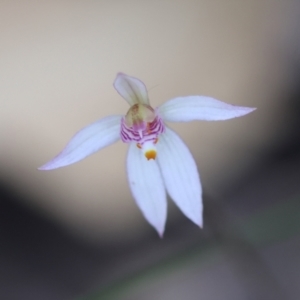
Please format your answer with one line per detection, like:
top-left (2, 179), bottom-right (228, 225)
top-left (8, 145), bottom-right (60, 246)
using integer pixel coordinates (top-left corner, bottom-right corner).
top-left (1, 0), bottom-right (300, 299)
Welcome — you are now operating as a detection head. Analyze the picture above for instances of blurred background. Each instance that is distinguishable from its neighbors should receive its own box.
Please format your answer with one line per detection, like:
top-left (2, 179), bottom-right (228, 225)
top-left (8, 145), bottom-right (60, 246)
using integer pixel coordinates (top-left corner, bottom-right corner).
top-left (1, 0), bottom-right (300, 299)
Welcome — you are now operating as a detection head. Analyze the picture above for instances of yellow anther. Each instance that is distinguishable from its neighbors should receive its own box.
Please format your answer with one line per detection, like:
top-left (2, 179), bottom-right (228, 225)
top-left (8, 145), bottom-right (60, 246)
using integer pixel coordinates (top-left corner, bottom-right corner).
top-left (145, 150), bottom-right (156, 160)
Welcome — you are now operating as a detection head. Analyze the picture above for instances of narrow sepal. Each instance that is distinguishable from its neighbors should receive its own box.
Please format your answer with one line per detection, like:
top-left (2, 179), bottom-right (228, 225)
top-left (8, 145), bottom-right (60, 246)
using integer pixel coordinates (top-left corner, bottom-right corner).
top-left (157, 127), bottom-right (203, 227)
top-left (158, 96), bottom-right (256, 122)
top-left (39, 115), bottom-right (122, 170)
top-left (113, 73), bottom-right (149, 106)
top-left (127, 143), bottom-right (167, 236)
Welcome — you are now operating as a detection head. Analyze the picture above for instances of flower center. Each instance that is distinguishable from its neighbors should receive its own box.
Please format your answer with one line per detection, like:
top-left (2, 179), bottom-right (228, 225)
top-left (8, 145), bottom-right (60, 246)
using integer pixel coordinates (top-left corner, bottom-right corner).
top-left (120, 104), bottom-right (165, 159)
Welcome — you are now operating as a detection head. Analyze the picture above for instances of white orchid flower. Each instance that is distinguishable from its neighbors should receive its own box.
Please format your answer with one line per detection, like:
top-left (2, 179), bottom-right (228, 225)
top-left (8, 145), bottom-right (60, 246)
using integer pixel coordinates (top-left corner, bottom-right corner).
top-left (39, 73), bottom-right (256, 236)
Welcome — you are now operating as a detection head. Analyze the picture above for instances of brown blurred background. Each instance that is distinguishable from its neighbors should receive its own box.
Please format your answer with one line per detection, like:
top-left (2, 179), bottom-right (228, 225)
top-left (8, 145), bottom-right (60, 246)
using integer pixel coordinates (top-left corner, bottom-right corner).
top-left (1, 0), bottom-right (300, 299)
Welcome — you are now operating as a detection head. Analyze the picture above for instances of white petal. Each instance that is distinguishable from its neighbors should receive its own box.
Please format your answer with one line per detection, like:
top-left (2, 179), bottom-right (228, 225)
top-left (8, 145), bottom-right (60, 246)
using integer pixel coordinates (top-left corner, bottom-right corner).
top-left (158, 96), bottom-right (256, 122)
top-left (113, 73), bottom-right (149, 106)
top-left (39, 115), bottom-right (122, 170)
top-left (157, 127), bottom-right (202, 227)
top-left (127, 143), bottom-right (167, 236)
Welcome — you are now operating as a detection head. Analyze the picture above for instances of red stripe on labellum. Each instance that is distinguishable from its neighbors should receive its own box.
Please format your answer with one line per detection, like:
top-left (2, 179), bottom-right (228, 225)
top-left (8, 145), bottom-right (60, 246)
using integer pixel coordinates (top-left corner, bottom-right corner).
top-left (121, 115), bottom-right (165, 145)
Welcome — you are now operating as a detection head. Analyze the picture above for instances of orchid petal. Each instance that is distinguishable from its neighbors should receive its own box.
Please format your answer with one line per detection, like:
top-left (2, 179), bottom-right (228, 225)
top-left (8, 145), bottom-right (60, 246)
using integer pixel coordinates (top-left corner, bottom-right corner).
top-left (113, 73), bottom-right (149, 106)
top-left (127, 143), bottom-right (167, 236)
top-left (158, 96), bottom-right (256, 122)
top-left (39, 115), bottom-right (122, 170)
top-left (157, 127), bottom-right (202, 227)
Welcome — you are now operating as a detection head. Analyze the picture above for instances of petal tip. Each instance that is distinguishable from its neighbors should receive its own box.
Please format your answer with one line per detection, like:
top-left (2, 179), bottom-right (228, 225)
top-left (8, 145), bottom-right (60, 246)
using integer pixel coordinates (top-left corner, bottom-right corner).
top-left (115, 72), bottom-right (126, 78)
top-left (244, 107), bottom-right (257, 114)
top-left (113, 72), bottom-right (126, 87)
top-left (114, 72), bottom-right (132, 84)
top-left (229, 105), bottom-right (257, 119)
top-left (198, 219), bottom-right (203, 229)
top-left (153, 223), bottom-right (165, 238)
top-left (37, 162), bottom-right (58, 171)
top-left (158, 230), bottom-right (164, 238)
top-left (192, 215), bottom-right (203, 229)
top-left (37, 165), bottom-right (46, 171)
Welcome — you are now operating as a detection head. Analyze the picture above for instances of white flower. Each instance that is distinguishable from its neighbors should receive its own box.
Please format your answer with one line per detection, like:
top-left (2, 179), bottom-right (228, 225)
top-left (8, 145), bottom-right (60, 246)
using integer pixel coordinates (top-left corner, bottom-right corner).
top-left (39, 73), bottom-right (256, 236)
